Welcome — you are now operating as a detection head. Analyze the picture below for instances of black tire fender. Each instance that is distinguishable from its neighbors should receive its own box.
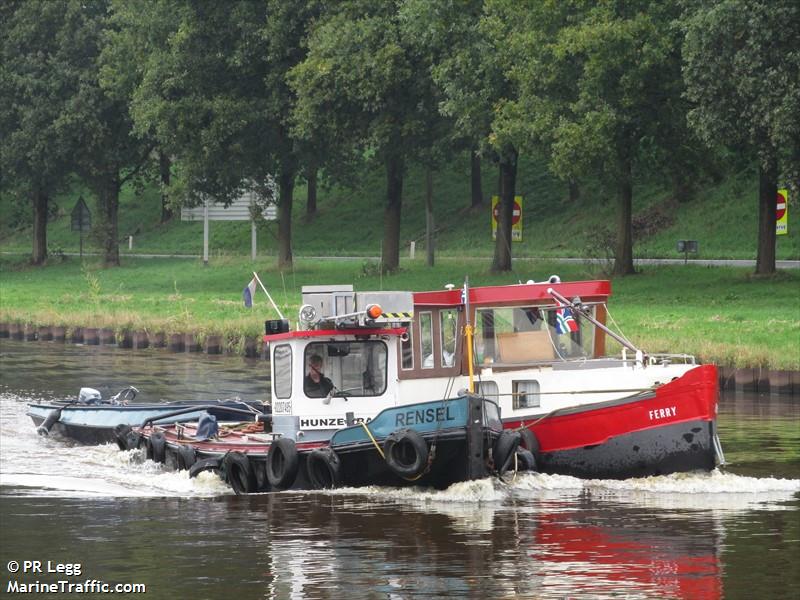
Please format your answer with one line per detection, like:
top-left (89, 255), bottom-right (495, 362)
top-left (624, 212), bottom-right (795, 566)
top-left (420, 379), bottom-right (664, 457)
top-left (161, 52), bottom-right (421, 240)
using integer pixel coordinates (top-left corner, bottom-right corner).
top-left (266, 437), bottom-right (299, 490)
top-left (519, 427), bottom-right (540, 455)
top-left (114, 424), bottom-right (134, 451)
top-left (516, 448), bottom-right (537, 472)
top-left (223, 451), bottom-right (258, 495)
top-left (306, 448), bottom-right (341, 489)
top-left (189, 457), bottom-right (222, 479)
top-left (175, 445), bottom-right (197, 471)
top-left (383, 428), bottom-right (429, 479)
top-left (493, 430), bottom-right (521, 475)
top-left (146, 432), bottom-right (167, 464)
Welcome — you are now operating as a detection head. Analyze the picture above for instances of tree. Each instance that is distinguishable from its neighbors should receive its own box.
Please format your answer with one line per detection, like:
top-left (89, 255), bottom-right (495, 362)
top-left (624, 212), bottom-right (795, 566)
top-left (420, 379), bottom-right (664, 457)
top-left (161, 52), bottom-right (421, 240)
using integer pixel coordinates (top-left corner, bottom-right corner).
top-left (683, 0), bottom-right (800, 275)
top-left (495, 0), bottom-right (689, 275)
top-left (113, 0), bottom-right (319, 269)
top-left (403, 0), bottom-right (522, 272)
top-left (291, 1), bottom-right (447, 273)
top-left (1, 1), bottom-right (79, 264)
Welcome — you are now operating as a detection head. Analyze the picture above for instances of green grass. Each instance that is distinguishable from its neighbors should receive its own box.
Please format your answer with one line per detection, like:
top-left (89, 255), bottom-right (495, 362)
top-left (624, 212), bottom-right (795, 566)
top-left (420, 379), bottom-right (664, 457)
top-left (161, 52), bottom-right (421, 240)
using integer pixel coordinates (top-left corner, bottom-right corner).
top-left (1, 255), bottom-right (798, 369)
top-left (1, 153), bottom-right (798, 260)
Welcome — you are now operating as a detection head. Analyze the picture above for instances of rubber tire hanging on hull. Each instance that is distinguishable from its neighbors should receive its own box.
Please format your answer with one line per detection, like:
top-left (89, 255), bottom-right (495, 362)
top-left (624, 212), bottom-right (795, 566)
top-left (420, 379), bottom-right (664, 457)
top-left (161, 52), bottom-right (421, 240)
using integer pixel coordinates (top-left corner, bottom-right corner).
top-left (515, 448), bottom-right (537, 472)
top-left (224, 452), bottom-right (258, 495)
top-left (175, 445), bottom-right (196, 470)
top-left (189, 457), bottom-right (222, 479)
top-left (519, 428), bottom-right (540, 455)
top-left (306, 448), bottom-right (341, 489)
top-left (266, 437), bottom-right (299, 490)
top-left (114, 424), bottom-right (139, 451)
top-left (493, 431), bottom-right (521, 475)
top-left (146, 432), bottom-right (167, 464)
top-left (383, 428), bottom-right (429, 479)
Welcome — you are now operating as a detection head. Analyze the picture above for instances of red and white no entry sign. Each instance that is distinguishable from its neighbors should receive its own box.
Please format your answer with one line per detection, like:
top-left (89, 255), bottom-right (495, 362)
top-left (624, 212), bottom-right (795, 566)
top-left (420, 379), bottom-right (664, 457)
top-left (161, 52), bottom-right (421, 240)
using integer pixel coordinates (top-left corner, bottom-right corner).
top-left (492, 199), bottom-right (522, 225)
top-left (776, 190), bottom-right (787, 220)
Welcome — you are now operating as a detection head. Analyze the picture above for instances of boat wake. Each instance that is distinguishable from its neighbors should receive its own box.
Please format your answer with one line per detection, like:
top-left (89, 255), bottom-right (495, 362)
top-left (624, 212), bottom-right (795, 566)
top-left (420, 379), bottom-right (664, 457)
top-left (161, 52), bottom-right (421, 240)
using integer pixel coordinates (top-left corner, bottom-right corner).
top-left (4, 393), bottom-right (798, 506)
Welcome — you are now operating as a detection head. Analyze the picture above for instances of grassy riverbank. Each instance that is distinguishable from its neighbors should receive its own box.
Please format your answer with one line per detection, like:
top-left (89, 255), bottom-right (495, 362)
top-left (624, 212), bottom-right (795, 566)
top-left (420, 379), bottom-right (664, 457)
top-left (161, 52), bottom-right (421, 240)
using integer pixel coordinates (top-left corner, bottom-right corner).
top-left (1, 255), bottom-right (797, 369)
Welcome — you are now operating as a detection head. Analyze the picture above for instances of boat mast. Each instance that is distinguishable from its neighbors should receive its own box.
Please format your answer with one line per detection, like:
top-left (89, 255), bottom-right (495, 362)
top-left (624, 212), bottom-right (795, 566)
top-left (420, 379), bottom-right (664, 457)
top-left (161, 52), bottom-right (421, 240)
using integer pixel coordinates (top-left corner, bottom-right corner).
top-left (463, 277), bottom-right (475, 393)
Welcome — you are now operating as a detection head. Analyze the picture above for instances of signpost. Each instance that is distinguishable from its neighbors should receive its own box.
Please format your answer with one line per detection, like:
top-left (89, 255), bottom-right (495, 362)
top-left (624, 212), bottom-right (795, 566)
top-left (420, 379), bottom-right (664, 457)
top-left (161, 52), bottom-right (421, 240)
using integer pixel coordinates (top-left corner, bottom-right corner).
top-left (776, 189), bottom-right (788, 235)
top-left (70, 196), bottom-right (91, 259)
top-left (491, 196), bottom-right (523, 242)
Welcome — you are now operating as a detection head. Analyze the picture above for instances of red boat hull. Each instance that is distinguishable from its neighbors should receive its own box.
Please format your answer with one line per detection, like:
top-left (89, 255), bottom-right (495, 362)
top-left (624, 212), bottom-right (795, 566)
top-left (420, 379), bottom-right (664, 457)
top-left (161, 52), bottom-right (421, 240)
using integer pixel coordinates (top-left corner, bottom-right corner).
top-left (504, 364), bottom-right (719, 478)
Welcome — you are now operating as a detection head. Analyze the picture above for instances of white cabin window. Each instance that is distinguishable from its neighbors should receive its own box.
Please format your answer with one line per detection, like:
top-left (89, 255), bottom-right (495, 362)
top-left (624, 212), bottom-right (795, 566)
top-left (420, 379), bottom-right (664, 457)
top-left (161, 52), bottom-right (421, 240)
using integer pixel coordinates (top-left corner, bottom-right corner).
top-left (273, 344), bottom-right (292, 399)
top-left (420, 312), bottom-right (434, 369)
top-left (440, 309), bottom-right (457, 367)
top-left (304, 341), bottom-right (387, 397)
top-left (513, 380), bottom-right (540, 409)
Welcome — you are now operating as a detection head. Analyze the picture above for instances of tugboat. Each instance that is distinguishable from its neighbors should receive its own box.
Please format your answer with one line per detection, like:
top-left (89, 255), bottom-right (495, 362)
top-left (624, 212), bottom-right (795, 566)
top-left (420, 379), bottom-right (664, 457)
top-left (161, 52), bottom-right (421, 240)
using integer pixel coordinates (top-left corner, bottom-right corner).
top-left (126, 286), bottom-right (514, 494)
top-left (127, 275), bottom-right (723, 491)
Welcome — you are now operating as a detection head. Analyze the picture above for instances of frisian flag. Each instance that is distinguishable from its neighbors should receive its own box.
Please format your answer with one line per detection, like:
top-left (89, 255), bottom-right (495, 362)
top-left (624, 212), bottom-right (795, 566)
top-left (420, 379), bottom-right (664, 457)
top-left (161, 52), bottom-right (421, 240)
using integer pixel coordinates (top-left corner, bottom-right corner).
top-left (243, 277), bottom-right (257, 308)
top-left (555, 304), bottom-right (579, 335)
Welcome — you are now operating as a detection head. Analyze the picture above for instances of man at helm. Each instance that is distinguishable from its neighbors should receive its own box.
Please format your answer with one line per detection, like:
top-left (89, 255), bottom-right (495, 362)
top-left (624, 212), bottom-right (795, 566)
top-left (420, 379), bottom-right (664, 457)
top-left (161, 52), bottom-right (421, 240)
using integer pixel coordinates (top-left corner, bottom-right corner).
top-left (304, 354), bottom-right (334, 397)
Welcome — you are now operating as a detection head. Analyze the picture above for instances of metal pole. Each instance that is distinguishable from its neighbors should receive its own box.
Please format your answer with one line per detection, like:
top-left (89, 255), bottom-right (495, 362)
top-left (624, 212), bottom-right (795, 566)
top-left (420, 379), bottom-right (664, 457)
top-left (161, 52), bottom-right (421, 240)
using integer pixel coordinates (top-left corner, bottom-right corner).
top-left (463, 277), bottom-right (475, 393)
top-left (203, 198), bottom-right (209, 266)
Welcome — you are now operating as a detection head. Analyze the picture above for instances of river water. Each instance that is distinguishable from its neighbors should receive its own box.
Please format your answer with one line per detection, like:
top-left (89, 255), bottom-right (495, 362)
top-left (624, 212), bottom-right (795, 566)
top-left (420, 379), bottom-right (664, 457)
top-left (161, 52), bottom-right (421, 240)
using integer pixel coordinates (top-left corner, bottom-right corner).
top-left (0, 339), bottom-right (798, 599)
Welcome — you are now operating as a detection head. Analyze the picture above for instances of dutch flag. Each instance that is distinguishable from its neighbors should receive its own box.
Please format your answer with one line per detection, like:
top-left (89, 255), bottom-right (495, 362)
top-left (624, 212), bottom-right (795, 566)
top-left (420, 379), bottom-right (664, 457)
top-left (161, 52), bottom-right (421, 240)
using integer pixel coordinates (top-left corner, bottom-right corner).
top-left (243, 277), bottom-right (257, 308)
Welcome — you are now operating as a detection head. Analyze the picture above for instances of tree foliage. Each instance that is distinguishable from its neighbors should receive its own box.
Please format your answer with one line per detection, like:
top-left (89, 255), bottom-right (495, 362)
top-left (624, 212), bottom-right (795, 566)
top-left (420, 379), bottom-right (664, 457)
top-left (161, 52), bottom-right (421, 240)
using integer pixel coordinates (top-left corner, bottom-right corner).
top-left (683, 0), bottom-right (800, 274)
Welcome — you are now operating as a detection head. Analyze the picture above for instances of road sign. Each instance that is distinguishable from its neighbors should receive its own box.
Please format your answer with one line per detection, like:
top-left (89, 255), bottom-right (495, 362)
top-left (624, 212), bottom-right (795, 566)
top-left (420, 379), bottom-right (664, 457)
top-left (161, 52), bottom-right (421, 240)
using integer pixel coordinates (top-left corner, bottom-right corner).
top-left (70, 197), bottom-right (91, 232)
top-left (491, 196), bottom-right (523, 241)
top-left (777, 189), bottom-right (788, 236)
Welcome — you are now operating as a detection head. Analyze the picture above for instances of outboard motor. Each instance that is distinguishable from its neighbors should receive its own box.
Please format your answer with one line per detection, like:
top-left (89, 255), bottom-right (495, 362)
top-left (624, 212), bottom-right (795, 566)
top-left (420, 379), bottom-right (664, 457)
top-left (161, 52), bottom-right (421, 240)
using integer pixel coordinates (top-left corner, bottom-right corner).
top-left (78, 388), bottom-right (103, 405)
top-left (37, 408), bottom-right (63, 436)
top-left (195, 412), bottom-right (219, 441)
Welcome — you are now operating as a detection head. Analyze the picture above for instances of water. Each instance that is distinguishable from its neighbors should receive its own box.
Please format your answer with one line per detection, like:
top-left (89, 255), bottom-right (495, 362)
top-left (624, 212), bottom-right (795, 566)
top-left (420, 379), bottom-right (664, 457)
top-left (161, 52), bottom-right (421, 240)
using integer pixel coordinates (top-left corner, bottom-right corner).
top-left (1, 339), bottom-right (798, 599)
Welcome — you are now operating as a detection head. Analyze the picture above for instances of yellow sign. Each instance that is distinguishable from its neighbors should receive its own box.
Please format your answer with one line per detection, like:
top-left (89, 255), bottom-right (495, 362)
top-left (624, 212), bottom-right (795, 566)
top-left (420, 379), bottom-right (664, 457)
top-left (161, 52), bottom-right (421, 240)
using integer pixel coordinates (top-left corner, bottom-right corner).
top-left (776, 189), bottom-right (788, 235)
top-left (491, 196), bottom-right (523, 242)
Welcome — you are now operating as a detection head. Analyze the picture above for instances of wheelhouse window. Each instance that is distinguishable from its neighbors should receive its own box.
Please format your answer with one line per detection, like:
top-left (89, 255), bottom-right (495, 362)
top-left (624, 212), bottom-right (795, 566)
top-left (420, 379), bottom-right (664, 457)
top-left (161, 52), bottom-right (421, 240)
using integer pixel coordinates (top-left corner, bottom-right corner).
top-left (273, 344), bottom-right (292, 399)
top-left (419, 312), bottom-right (434, 369)
top-left (304, 341), bottom-right (388, 397)
top-left (401, 327), bottom-right (414, 370)
top-left (513, 380), bottom-right (540, 409)
top-left (440, 309), bottom-right (457, 367)
top-left (475, 305), bottom-right (597, 364)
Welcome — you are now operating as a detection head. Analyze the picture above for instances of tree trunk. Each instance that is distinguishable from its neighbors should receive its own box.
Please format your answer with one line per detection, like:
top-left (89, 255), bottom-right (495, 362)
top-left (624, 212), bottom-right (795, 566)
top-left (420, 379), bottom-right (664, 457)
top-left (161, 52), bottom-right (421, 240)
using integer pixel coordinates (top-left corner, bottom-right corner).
top-left (306, 164), bottom-right (317, 221)
top-left (277, 163), bottom-right (295, 270)
top-left (470, 149), bottom-right (483, 208)
top-left (426, 168), bottom-right (434, 267)
top-left (491, 148), bottom-right (517, 273)
top-left (755, 159), bottom-right (778, 275)
top-left (96, 173), bottom-right (121, 267)
top-left (613, 156), bottom-right (635, 276)
top-left (31, 187), bottom-right (48, 265)
top-left (159, 152), bottom-right (173, 223)
top-left (568, 179), bottom-right (580, 202)
top-left (381, 153), bottom-right (404, 273)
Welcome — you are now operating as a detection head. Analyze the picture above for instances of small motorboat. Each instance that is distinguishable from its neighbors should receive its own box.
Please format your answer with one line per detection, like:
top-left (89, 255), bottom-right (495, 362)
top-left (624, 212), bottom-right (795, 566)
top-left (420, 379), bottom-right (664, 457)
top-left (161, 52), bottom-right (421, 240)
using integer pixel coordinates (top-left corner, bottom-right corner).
top-left (27, 386), bottom-right (269, 445)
